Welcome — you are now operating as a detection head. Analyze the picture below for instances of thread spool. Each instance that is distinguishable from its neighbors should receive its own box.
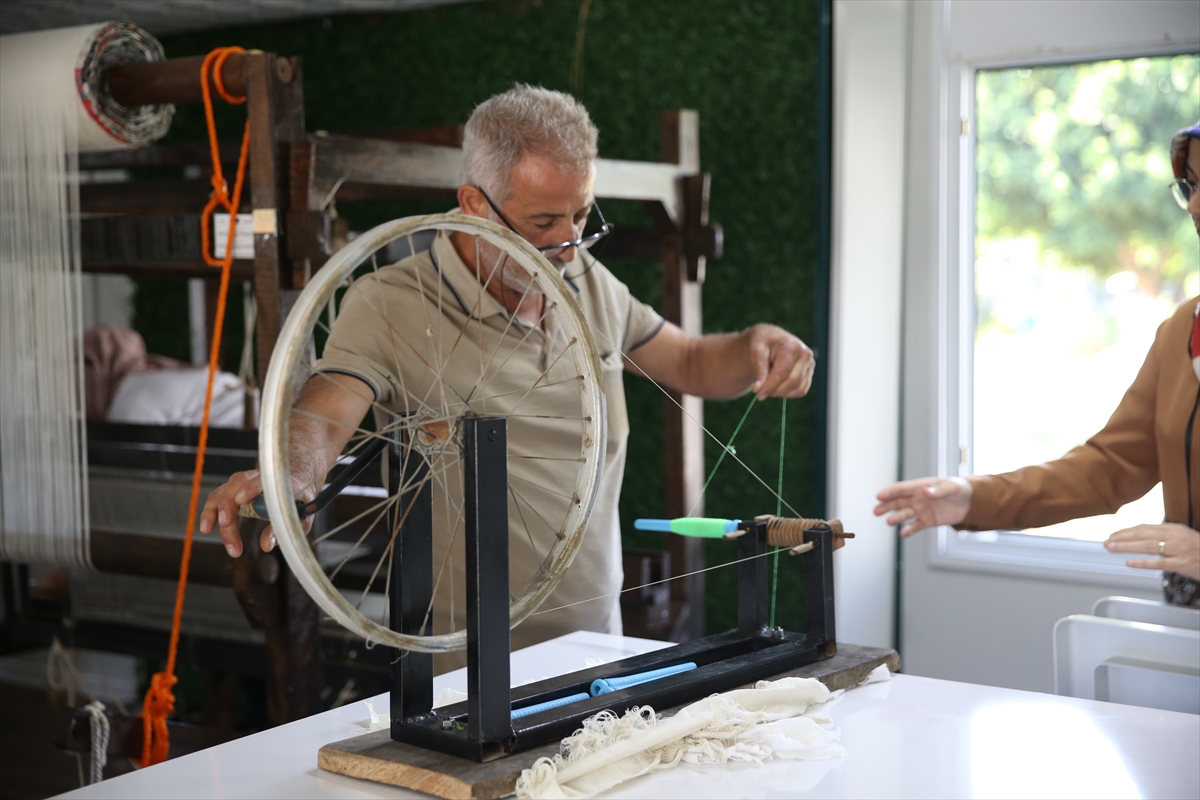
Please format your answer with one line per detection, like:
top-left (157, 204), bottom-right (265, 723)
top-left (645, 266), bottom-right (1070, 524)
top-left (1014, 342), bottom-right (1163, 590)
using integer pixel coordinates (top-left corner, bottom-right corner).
top-left (756, 515), bottom-right (849, 549)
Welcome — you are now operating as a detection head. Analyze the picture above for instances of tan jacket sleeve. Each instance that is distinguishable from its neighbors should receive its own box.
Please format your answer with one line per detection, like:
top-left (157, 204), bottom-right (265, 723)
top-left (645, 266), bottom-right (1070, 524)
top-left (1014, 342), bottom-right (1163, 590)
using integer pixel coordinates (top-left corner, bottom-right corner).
top-left (957, 322), bottom-right (1164, 532)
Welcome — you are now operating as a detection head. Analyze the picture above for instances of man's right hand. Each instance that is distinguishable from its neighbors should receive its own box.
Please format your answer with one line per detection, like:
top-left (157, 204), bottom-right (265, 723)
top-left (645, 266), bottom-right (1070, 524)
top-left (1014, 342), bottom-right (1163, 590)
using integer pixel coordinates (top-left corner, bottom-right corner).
top-left (873, 477), bottom-right (973, 537)
top-left (199, 371), bottom-right (374, 559)
top-left (200, 469), bottom-right (272, 557)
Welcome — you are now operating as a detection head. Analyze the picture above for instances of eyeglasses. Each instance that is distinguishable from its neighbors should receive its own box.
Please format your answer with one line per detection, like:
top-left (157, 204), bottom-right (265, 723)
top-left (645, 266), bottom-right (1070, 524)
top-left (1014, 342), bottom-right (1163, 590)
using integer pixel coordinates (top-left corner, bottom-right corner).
top-left (476, 187), bottom-right (613, 257)
top-left (1170, 177), bottom-right (1197, 210)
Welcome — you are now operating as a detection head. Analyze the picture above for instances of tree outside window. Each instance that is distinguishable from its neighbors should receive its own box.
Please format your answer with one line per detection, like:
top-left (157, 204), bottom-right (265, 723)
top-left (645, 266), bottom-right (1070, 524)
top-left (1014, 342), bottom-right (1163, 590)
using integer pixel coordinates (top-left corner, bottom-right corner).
top-left (973, 54), bottom-right (1199, 542)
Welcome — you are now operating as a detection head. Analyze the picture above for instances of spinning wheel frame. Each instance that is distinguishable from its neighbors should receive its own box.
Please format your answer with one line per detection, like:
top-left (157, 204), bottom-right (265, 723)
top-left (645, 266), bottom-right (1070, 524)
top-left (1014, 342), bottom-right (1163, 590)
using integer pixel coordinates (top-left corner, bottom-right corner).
top-left (259, 213), bottom-right (606, 653)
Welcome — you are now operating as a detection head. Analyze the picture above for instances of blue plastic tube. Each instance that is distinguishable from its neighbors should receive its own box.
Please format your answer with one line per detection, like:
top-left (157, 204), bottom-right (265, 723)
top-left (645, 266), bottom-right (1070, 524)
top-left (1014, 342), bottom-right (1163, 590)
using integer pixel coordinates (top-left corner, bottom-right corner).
top-left (511, 692), bottom-right (590, 720)
top-left (590, 662), bottom-right (698, 696)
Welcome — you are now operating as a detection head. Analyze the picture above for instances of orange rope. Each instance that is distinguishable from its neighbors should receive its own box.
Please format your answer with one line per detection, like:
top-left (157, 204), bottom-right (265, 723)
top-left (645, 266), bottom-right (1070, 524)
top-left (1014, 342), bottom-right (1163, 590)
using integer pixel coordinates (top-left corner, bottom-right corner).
top-left (137, 46), bottom-right (251, 768)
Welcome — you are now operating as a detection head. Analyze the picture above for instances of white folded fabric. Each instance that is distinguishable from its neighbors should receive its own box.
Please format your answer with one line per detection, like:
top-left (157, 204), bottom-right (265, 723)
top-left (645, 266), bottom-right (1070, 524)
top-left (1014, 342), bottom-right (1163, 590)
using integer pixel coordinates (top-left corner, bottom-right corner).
top-left (107, 367), bottom-right (248, 428)
top-left (515, 675), bottom-right (847, 799)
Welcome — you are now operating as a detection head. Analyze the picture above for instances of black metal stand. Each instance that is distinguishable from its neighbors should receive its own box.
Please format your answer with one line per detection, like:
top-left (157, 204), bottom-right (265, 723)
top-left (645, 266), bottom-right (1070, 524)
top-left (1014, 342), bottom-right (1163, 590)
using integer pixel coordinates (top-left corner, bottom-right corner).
top-left (390, 417), bottom-right (514, 762)
top-left (387, 422), bottom-right (839, 763)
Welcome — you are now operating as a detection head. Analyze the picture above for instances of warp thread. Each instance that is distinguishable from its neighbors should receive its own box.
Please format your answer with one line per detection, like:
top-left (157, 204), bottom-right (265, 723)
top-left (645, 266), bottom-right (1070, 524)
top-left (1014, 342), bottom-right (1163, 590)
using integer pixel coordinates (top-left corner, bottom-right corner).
top-left (0, 22), bottom-right (170, 569)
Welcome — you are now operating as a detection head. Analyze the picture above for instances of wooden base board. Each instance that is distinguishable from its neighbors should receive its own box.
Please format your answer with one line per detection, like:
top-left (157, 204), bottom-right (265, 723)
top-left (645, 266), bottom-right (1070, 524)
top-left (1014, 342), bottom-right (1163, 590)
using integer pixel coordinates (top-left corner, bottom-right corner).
top-left (318, 643), bottom-right (900, 800)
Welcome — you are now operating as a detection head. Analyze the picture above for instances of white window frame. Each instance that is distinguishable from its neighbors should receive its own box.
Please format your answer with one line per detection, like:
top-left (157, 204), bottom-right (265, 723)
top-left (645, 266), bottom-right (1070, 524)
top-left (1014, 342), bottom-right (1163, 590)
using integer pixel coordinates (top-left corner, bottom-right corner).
top-left (927, 45), bottom-right (1196, 591)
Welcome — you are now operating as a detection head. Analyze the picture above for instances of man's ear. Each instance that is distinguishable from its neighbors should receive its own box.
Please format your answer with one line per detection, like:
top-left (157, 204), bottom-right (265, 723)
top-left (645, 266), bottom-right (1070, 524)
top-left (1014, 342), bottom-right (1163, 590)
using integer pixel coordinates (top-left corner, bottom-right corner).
top-left (458, 185), bottom-right (488, 218)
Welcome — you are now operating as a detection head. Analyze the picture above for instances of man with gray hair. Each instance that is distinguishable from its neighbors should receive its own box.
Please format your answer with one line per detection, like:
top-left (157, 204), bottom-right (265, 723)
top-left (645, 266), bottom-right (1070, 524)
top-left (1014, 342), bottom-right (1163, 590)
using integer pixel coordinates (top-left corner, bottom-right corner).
top-left (202, 85), bottom-right (815, 657)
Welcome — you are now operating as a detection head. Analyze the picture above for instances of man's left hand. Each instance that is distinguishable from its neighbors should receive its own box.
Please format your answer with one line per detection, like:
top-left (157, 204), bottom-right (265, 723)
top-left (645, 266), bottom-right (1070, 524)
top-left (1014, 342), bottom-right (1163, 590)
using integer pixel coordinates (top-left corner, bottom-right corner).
top-left (748, 324), bottom-right (815, 399)
top-left (1105, 522), bottom-right (1200, 581)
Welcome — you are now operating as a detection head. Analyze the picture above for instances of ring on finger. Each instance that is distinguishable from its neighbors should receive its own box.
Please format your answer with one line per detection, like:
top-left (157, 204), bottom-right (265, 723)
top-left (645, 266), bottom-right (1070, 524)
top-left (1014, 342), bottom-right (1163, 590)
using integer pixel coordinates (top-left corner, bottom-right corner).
top-left (1159, 540), bottom-right (1167, 557)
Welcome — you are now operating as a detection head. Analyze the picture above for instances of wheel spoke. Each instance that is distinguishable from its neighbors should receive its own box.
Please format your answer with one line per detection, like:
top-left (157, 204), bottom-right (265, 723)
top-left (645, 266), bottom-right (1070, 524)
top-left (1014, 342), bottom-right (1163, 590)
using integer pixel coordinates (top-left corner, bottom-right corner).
top-left (313, 492), bottom-right (397, 545)
top-left (509, 482), bottom-right (566, 538)
top-left (511, 484), bottom-right (546, 574)
top-left (509, 337), bottom-right (578, 415)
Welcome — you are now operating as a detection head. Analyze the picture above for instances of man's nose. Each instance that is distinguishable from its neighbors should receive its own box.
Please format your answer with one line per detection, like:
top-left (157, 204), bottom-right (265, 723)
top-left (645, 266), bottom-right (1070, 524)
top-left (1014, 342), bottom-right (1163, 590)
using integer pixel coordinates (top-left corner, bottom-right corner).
top-left (543, 220), bottom-right (580, 259)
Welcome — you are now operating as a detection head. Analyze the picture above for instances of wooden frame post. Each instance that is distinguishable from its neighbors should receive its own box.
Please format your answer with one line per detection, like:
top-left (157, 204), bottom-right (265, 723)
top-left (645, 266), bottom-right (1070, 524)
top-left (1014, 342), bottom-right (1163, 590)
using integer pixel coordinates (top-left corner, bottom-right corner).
top-left (658, 110), bottom-right (707, 641)
top-left (242, 51), bottom-right (323, 724)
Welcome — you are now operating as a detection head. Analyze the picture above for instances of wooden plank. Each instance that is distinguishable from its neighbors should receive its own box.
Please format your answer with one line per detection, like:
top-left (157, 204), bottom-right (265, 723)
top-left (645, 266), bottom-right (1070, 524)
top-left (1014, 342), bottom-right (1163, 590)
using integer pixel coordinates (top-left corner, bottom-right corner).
top-left (362, 125), bottom-right (465, 148)
top-left (82, 259), bottom-right (255, 281)
top-left (80, 180), bottom-right (209, 215)
top-left (334, 183), bottom-right (458, 203)
top-left (308, 134), bottom-right (685, 213)
top-left (318, 644), bottom-right (899, 800)
top-left (309, 135), bottom-right (463, 207)
top-left (80, 141), bottom-right (242, 170)
top-left (319, 733), bottom-right (531, 800)
top-left (593, 159), bottom-right (681, 220)
top-left (89, 529), bottom-right (241, 586)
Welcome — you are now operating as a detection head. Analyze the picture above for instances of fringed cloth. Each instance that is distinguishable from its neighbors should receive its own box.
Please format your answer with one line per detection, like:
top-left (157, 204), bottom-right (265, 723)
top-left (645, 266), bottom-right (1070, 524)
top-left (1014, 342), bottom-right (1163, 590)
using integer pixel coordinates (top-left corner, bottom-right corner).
top-left (516, 671), bottom-right (887, 799)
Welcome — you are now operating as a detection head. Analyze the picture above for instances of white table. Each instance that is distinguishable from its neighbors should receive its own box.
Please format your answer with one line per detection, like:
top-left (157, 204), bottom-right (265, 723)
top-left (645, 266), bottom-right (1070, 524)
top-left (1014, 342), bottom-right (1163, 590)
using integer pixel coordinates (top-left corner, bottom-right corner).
top-left (58, 631), bottom-right (1200, 799)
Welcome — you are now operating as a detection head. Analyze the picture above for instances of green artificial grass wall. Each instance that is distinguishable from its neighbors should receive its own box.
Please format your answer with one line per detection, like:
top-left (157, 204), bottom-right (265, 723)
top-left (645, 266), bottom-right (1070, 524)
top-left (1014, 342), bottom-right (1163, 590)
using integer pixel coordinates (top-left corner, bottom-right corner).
top-left (147, 0), bottom-right (828, 635)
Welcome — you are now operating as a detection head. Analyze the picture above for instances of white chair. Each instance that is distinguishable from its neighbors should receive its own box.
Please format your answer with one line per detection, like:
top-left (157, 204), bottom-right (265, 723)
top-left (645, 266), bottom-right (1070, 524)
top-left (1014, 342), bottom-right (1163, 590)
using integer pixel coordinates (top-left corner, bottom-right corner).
top-left (1053, 614), bottom-right (1200, 714)
top-left (1092, 595), bottom-right (1200, 631)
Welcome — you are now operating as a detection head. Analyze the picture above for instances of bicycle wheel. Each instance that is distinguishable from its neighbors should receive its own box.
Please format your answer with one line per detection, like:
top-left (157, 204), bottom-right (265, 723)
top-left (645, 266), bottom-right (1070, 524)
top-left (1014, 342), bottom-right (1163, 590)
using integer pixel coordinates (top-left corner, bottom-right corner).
top-left (258, 213), bottom-right (606, 653)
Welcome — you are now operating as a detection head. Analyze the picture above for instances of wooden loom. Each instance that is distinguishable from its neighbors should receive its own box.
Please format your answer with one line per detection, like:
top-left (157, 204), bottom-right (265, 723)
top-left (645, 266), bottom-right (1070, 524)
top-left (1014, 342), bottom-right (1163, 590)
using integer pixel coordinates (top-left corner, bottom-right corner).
top-left (1, 46), bottom-right (727, 757)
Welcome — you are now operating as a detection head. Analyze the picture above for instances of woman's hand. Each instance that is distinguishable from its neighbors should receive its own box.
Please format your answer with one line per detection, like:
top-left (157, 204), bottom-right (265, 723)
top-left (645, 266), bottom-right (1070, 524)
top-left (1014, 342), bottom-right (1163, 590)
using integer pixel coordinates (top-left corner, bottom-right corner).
top-left (874, 477), bottom-right (973, 537)
top-left (1104, 523), bottom-right (1200, 581)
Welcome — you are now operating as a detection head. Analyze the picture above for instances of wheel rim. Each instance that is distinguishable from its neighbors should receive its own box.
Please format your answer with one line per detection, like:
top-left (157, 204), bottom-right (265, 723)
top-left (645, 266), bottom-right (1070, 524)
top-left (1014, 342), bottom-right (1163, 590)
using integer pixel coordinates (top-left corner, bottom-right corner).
top-left (259, 213), bottom-right (606, 653)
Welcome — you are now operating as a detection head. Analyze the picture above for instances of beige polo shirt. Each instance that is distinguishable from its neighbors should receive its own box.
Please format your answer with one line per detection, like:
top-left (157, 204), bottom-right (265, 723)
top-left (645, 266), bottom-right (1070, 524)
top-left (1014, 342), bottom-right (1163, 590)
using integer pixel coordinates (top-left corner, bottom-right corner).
top-left (314, 229), bottom-right (663, 659)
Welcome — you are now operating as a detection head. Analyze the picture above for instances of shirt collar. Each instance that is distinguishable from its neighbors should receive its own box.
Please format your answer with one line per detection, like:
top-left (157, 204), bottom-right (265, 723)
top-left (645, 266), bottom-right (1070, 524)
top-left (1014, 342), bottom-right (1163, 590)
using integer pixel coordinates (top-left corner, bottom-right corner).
top-left (430, 229), bottom-right (510, 321)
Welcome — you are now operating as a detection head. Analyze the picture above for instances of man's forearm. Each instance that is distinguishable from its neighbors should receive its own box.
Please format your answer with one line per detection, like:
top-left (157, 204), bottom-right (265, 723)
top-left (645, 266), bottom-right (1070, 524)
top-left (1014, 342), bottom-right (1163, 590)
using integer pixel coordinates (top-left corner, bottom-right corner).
top-left (285, 374), bottom-right (374, 500)
top-left (286, 410), bottom-right (345, 500)
top-left (627, 321), bottom-right (812, 400)
top-left (627, 324), bottom-right (758, 398)
top-left (682, 330), bottom-right (756, 398)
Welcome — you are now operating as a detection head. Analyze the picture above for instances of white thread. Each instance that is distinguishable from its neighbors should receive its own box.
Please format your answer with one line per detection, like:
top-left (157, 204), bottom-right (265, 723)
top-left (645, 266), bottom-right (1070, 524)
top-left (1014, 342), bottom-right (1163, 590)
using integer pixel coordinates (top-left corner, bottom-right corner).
top-left (83, 700), bottom-right (109, 784)
top-left (531, 547), bottom-right (778, 617)
top-left (0, 23), bottom-right (171, 568)
top-left (47, 637), bottom-right (78, 707)
top-left (581, 302), bottom-right (802, 520)
top-left (240, 280), bottom-right (258, 388)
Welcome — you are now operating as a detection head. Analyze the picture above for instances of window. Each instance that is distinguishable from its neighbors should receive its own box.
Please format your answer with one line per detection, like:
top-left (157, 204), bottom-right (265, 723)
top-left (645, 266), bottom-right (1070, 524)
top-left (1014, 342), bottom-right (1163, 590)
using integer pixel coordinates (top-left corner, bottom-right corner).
top-left (971, 55), bottom-right (1199, 543)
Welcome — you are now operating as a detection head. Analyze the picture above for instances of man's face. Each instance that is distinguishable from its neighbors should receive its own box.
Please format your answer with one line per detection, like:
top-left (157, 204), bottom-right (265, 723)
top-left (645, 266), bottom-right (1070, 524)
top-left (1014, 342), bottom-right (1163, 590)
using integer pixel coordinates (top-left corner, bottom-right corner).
top-left (459, 155), bottom-right (597, 299)
top-left (501, 154), bottom-right (597, 268)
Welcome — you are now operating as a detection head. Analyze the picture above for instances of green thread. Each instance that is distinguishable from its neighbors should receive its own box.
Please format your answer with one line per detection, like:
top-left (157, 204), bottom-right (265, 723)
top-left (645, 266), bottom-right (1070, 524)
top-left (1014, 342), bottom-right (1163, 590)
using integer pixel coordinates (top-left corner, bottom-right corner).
top-left (769, 398), bottom-right (787, 629)
top-left (692, 394), bottom-right (758, 515)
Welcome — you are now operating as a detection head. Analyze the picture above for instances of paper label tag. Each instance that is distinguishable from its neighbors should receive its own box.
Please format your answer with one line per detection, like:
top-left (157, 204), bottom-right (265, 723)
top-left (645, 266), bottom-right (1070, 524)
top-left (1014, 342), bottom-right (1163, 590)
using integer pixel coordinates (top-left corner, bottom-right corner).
top-left (213, 214), bottom-right (255, 259)
top-left (252, 208), bottom-right (278, 235)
